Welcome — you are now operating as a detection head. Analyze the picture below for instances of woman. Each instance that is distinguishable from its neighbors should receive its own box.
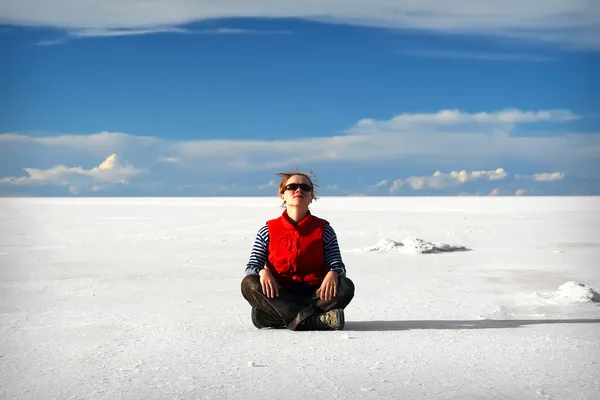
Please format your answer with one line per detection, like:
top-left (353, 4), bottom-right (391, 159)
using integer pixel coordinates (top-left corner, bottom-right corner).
top-left (241, 170), bottom-right (355, 331)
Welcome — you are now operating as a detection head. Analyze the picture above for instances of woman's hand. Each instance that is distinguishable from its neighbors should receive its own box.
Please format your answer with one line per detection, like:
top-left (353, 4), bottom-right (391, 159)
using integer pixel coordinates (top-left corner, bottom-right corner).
top-left (259, 268), bottom-right (279, 298)
top-left (317, 271), bottom-right (339, 301)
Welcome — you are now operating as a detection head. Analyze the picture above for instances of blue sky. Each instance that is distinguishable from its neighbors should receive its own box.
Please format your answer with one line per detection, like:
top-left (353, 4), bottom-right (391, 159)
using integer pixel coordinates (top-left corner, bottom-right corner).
top-left (1, 1), bottom-right (599, 196)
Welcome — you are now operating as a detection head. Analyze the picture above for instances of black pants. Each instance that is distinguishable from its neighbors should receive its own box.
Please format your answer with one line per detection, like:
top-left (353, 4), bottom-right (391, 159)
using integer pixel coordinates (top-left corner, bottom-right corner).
top-left (241, 274), bottom-right (355, 330)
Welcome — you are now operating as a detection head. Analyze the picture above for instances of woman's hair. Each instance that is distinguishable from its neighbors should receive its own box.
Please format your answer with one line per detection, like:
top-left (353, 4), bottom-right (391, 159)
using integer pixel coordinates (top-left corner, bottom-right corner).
top-left (276, 169), bottom-right (319, 205)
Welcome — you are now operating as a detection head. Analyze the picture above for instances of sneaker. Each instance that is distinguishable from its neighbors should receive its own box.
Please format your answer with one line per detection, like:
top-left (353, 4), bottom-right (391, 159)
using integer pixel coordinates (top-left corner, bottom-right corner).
top-left (300, 309), bottom-right (345, 331)
top-left (251, 307), bottom-right (285, 329)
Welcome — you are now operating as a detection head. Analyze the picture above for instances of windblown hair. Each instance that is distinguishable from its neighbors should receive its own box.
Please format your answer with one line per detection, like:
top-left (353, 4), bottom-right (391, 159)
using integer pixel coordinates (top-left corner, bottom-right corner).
top-left (276, 169), bottom-right (319, 205)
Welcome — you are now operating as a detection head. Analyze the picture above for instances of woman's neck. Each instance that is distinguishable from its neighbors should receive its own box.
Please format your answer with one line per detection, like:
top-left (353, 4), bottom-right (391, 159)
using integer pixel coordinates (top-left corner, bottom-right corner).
top-left (286, 207), bottom-right (308, 224)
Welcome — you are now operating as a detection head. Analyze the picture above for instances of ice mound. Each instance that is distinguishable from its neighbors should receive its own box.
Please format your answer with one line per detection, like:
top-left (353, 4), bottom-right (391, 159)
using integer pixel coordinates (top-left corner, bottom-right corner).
top-left (402, 237), bottom-right (468, 254)
top-left (363, 238), bottom-right (404, 252)
top-left (555, 282), bottom-right (599, 302)
top-left (532, 281), bottom-right (599, 304)
top-left (350, 237), bottom-right (468, 254)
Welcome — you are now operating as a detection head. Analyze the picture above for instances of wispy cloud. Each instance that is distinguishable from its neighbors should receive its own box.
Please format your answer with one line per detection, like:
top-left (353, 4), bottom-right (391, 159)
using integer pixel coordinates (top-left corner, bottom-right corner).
top-left (158, 156), bottom-right (182, 164)
top-left (0, 109), bottom-right (596, 172)
top-left (71, 27), bottom-right (192, 38)
top-left (35, 25), bottom-right (287, 46)
top-left (68, 26), bottom-right (290, 37)
top-left (196, 28), bottom-right (292, 35)
top-left (389, 168), bottom-right (509, 192)
top-left (258, 179), bottom-right (277, 190)
top-left (515, 172), bottom-right (567, 182)
top-left (35, 26), bottom-right (193, 45)
top-left (382, 168), bottom-right (571, 195)
top-left (4, 0), bottom-right (599, 49)
top-left (373, 180), bottom-right (389, 188)
top-left (400, 49), bottom-right (556, 62)
top-left (1, 108), bottom-right (597, 195)
top-left (533, 172), bottom-right (566, 182)
top-left (0, 153), bottom-right (141, 194)
top-left (35, 38), bottom-right (68, 46)
top-left (352, 108), bottom-right (578, 129)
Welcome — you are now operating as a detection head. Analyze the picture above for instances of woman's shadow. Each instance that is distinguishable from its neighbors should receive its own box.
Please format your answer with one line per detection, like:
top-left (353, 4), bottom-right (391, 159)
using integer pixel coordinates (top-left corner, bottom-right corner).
top-left (344, 319), bottom-right (600, 331)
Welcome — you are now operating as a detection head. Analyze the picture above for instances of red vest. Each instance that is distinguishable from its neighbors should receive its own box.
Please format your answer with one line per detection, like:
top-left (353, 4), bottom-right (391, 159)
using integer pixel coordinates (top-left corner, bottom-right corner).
top-left (265, 210), bottom-right (329, 288)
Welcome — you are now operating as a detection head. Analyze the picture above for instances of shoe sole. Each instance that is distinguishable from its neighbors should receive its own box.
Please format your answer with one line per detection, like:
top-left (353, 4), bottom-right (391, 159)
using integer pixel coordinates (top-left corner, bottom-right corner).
top-left (251, 307), bottom-right (285, 329)
top-left (332, 309), bottom-right (345, 330)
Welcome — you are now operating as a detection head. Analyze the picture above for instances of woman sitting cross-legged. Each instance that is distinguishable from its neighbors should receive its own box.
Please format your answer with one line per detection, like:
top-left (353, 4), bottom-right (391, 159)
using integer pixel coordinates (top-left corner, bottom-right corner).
top-left (241, 170), bottom-right (355, 331)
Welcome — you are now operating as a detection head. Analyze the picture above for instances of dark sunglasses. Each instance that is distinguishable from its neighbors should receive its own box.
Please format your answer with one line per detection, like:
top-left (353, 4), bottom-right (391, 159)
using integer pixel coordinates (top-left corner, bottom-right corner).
top-left (284, 183), bottom-right (313, 192)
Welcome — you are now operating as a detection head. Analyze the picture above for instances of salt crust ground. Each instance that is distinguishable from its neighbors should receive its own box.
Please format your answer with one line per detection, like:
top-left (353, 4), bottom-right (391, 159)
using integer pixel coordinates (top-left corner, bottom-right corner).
top-left (1, 197), bottom-right (599, 399)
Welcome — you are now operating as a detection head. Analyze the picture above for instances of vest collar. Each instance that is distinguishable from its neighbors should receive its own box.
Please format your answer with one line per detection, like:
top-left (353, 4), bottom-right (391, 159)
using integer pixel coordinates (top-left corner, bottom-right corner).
top-left (281, 209), bottom-right (313, 230)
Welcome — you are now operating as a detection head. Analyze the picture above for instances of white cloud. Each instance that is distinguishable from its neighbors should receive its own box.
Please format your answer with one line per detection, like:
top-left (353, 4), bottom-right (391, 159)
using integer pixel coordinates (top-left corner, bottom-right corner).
top-left (0, 109), bottom-right (595, 174)
top-left (363, 179), bottom-right (391, 193)
top-left (515, 172), bottom-right (567, 182)
top-left (389, 168), bottom-right (508, 192)
top-left (353, 109), bottom-right (577, 130)
top-left (258, 179), bottom-right (277, 190)
top-left (1, 0), bottom-right (598, 48)
top-left (35, 38), bottom-right (66, 46)
top-left (97, 153), bottom-right (119, 170)
top-left (35, 26), bottom-right (291, 45)
top-left (453, 168), bottom-right (508, 182)
top-left (69, 27), bottom-right (191, 37)
top-left (383, 168), bottom-right (575, 194)
top-left (533, 172), bottom-right (566, 182)
top-left (158, 156), bottom-right (182, 164)
top-left (0, 153), bottom-right (141, 193)
top-left (400, 49), bottom-right (556, 63)
top-left (1, 108), bottom-right (596, 195)
top-left (198, 28), bottom-right (292, 35)
top-left (0, 131), bottom-right (160, 156)
top-left (389, 180), bottom-right (403, 192)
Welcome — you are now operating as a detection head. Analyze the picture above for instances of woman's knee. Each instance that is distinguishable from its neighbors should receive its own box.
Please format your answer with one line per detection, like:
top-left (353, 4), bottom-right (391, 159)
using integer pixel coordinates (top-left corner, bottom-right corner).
top-left (337, 276), bottom-right (355, 299)
top-left (241, 274), bottom-right (261, 294)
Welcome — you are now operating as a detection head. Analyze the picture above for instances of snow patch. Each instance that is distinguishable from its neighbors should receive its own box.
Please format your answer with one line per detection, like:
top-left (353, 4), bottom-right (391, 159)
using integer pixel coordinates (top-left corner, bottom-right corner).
top-left (532, 281), bottom-right (600, 304)
top-left (349, 237), bottom-right (468, 254)
top-left (361, 238), bottom-right (404, 252)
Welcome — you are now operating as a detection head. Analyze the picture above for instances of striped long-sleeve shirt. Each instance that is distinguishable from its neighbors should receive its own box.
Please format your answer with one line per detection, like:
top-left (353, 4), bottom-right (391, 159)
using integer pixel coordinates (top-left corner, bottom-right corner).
top-left (244, 224), bottom-right (346, 276)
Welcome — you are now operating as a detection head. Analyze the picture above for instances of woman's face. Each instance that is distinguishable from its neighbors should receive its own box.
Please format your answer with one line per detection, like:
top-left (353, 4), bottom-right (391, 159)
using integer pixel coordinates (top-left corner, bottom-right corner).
top-left (281, 175), bottom-right (314, 207)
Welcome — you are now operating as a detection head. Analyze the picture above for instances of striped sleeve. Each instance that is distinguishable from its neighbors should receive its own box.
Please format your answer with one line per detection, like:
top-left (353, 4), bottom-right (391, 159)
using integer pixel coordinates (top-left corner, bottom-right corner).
top-left (323, 224), bottom-right (346, 276)
top-left (244, 225), bottom-right (270, 276)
